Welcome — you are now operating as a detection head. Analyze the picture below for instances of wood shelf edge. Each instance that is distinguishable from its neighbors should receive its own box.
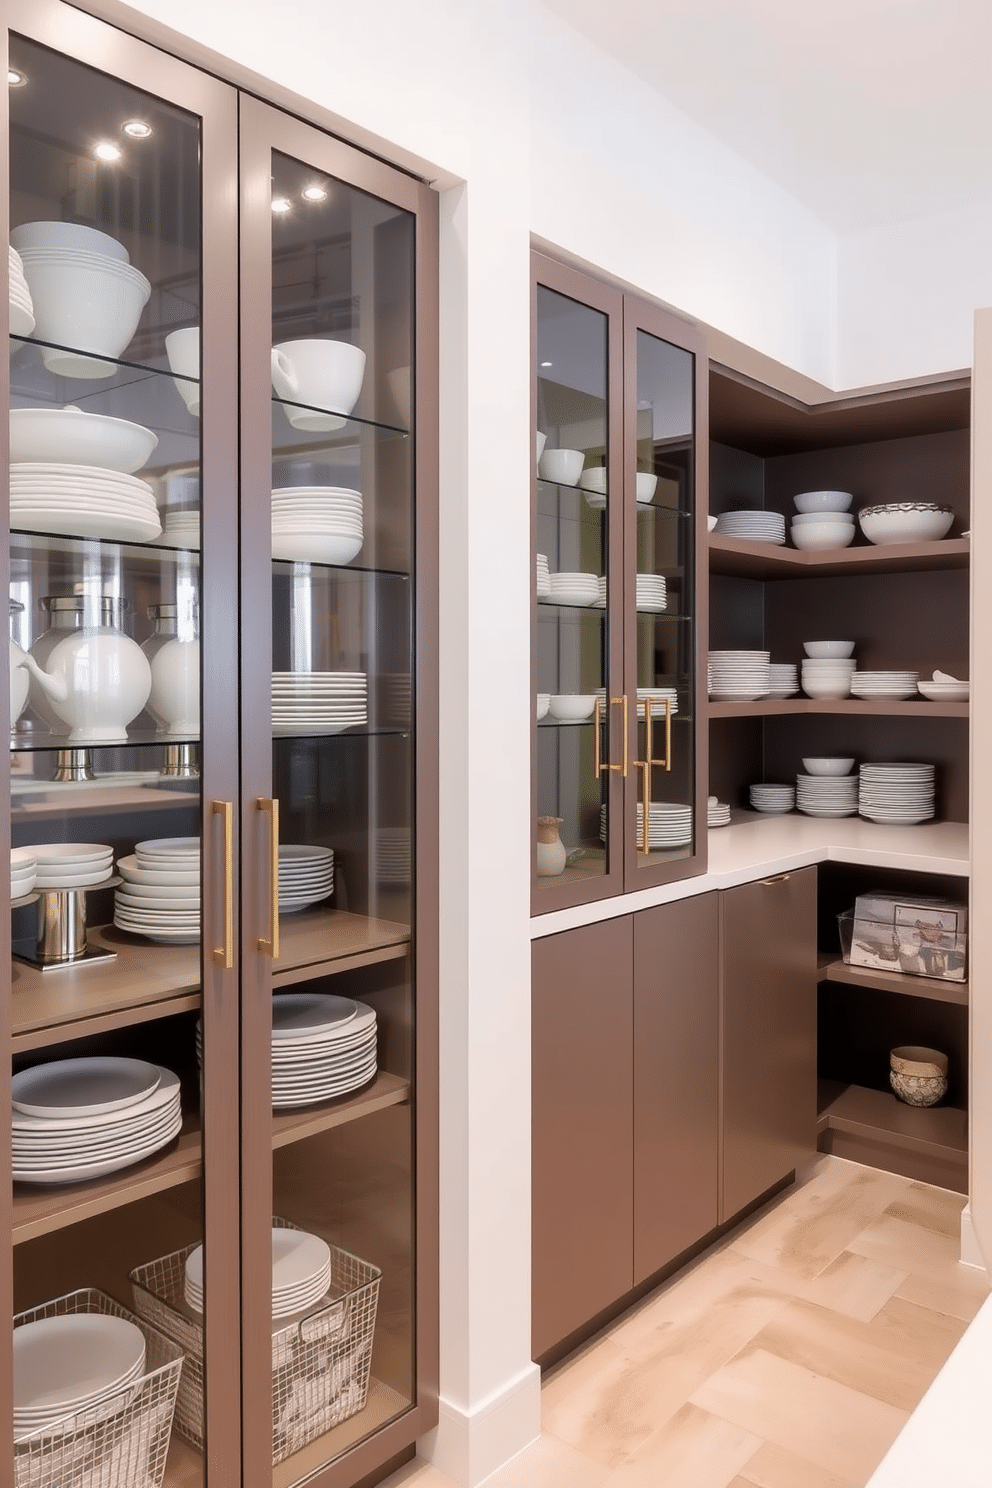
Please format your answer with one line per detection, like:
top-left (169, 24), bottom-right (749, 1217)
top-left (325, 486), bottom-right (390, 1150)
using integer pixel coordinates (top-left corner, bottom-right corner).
top-left (816, 953), bottom-right (969, 1006)
top-left (816, 1079), bottom-right (967, 1159)
top-left (271, 1071), bottom-right (410, 1149)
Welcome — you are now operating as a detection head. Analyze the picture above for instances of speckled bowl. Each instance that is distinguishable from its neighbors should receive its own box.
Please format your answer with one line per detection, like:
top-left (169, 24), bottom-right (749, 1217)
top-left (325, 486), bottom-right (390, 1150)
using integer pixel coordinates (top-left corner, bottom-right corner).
top-left (890, 1046), bottom-right (948, 1107)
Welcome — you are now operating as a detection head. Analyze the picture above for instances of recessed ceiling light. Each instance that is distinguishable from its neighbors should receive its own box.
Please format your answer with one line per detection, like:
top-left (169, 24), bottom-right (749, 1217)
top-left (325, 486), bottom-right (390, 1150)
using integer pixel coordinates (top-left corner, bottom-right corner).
top-left (302, 185), bottom-right (328, 203)
top-left (271, 197), bottom-right (292, 214)
top-left (93, 141), bottom-right (122, 163)
top-left (122, 120), bottom-right (152, 139)
top-left (7, 68), bottom-right (26, 87)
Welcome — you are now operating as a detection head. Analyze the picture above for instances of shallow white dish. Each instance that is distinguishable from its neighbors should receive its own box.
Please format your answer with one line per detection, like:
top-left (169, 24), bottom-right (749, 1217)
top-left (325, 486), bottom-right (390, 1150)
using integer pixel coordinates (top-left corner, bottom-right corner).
top-left (11, 221), bottom-right (129, 262)
top-left (9, 506), bottom-right (160, 543)
top-left (10, 408), bottom-right (157, 472)
top-left (11, 1057), bottom-right (160, 1119)
top-left (12, 1115), bottom-right (183, 1184)
top-left (13, 1312), bottom-right (144, 1423)
top-left (793, 490), bottom-right (854, 514)
top-left (918, 680), bottom-right (969, 701)
top-left (117, 854), bottom-right (200, 886)
top-left (859, 503), bottom-right (954, 545)
top-left (803, 641), bottom-right (855, 658)
top-left (802, 757), bottom-right (855, 776)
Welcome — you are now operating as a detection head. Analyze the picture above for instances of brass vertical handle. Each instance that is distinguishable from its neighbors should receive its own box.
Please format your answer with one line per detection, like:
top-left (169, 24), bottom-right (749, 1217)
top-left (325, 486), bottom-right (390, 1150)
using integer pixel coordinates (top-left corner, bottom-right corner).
top-left (211, 800), bottom-right (234, 969)
top-left (614, 696), bottom-right (629, 778)
top-left (638, 761), bottom-right (650, 856)
top-left (594, 695), bottom-right (604, 777)
top-left (644, 697), bottom-right (673, 772)
top-left (596, 696), bottom-right (629, 777)
top-left (256, 797), bottom-right (280, 958)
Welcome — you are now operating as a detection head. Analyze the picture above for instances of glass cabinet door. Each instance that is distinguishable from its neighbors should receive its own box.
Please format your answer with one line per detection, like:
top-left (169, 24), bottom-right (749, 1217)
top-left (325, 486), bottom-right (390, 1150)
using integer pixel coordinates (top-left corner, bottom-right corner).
top-left (532, 256), bottom-right (625, 911)
top-left (238, 99), bottom-right (437, 1488)
top-left (5, 5), bottom-right (240, 1486)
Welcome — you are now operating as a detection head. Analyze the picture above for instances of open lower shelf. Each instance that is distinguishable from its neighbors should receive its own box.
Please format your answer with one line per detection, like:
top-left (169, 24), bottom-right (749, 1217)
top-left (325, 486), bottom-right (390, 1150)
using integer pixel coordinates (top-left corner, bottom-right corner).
top-left (817, 952), bottom-right (968, 1007)
top-left (816, 1078), bottom-right (968, 1191)
top-left (708, 697), bottom-right (968, 718)
top-left (11, 780), bottom-right (200, 822)
top-left (709, 532), bottom-right (970, 580)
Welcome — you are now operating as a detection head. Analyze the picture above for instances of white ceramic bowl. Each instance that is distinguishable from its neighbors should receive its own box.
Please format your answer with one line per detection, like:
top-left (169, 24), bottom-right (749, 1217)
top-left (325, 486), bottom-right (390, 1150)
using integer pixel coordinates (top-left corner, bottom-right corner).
top-left (19, 253), bottom-right (150, 378)
top-left (636, 472), bottom-right (657, 502)
top-left (793, 490), bottom-right (854, 514)
top-left (801, 678), bottom-right (852, 699)
top-left (578, 467), bottom-right (608, 494)
top-left (790, 523), bottom-right (855, 550)
top-left (803, 641), bottom-right (856, 659)
top-left (791, 512), bottom-right (855, 528)
top-left (9, 407), bottom-right (158, 473)
top-left (548, 694), bottom-right (596, 722)
top-left (11, 221), bottom-right (129, 262)
top-left (707, 515), bottom-right (718, 532)
top-left (271, 531), bottom-right (363, 565)
top-left (917, 680), bottom-right (969, 701)
top-left (536, 694), bottom-right (550, 721)
top-left (801, 757), bottom-right (855, 776)
top-left (539, 448), bottom-right (584, 486)
top-left (858, 504), bottom-right (954, 545)
top-left (536, 432), bottom-right (546, 467)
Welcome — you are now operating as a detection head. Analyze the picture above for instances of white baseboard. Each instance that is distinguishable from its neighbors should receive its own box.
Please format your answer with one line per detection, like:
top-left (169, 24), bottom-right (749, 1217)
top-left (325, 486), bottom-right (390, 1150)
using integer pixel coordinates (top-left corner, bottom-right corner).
top-left (420, 1362), bottom-right (541, 1485)
top-left (960, 1203), bottom-right (989, 1270)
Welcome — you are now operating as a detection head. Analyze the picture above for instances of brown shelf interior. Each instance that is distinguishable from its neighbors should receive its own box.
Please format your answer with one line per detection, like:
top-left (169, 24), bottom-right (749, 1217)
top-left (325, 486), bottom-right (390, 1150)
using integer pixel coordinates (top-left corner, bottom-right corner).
top-left (708, 698), bottom-right (968, 719)
top-left (708, 532), bottom-right (970, 580)
top-left (817, 951), bottom-right (968, 1007)
top-left (10, 783), bottom-right (201, 823)
top-left (817, 1079), bottom-right (967, 1193)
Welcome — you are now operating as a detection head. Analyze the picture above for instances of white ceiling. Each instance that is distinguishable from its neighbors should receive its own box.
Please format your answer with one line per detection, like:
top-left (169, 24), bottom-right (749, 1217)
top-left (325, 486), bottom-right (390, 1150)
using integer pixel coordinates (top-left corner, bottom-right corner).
top-left (541, 0), bottom-right (992, 233)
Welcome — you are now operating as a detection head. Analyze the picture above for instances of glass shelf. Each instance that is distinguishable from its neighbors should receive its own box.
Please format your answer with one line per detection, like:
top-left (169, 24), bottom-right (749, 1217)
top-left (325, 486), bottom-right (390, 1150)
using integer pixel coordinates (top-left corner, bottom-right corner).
top-left (271, 398), bottom-right (409, 455)
top-left (10, 730), bottom-right (200, 753)
top-left (10, 528), bottom-right (201, 563)
top-left (271, 727), bottom-right (411, 741)
top-left (536, 600), bottom-right (606, 614)
top-left (271, 556), bottom-right (410, 581)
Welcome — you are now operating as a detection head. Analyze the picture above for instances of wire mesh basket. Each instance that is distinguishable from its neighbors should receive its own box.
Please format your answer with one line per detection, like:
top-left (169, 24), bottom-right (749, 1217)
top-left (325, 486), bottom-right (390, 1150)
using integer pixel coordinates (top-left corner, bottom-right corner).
top-left (129, 1218), bottom-right (381, 1465)
top-left (13, 1287), bottom-right (183, 1488)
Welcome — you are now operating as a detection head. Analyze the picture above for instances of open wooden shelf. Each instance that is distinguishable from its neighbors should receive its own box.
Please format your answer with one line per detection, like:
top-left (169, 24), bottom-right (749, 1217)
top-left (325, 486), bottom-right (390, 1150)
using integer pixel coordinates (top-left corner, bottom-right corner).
top-left (816, 1078), bottom-right (968, 1191)
top-left (817, 952), bottom-right (968, 1007)
top-left (708, 697), bottom-right (968, 719)
top-left (271, 1071), bottom-right (410, 1149)
top-left (10, 782), bottom-right (200, 823)
top-left (273, 908), bottom-right (410, 987)
top-left (709, 532), bottom-right (970, 581)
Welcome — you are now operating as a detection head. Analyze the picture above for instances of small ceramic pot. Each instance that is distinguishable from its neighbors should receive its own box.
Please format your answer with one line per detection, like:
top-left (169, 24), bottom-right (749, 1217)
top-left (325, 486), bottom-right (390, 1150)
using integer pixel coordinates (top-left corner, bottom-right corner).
top-left (890, 1045), bottom-right (948, 1107)
top-left (536, 816), bottom-right (566, 877)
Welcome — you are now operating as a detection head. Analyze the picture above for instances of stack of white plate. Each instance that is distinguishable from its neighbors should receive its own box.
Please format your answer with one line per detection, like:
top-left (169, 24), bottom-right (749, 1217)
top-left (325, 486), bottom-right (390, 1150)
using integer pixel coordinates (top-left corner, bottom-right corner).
top-left (636, 575), bottom-right (667, 612)
top-left (9, 246), bottom-right (34, 337)
top-left (184, 1226), bottom-right (331, 1320)
top-left (32, 842), bottom-right (113, 891)
top-left (749, 784), bottom-right (795, 814)
top-left (707, 797), bottom-right (731, 827)
top-left (272, 671), bottom-right (368, 734)
top-left (918, 672), bottom-right (969, 702)
top-left (850, 670), bottom-right (919, 700)
top-left (714, 510), bottom-right (786, 545)
top-left (11, 1058), bottom-right (182, 1185)
top-left (9, 463), bottom-right (161, 543)
top-left (543, 572), bottom-right (599, 607)
top-left (271, 486), bottom-right (363, 565)
top-left (795, 773), bottom-right (859, 818)
top-left (801, 659), bottom-right (856, 699)
top-left (279, 844), bottom-right (334, 913)
top-left (768, 663), bottom-right (799, 697)
top-left (536, 553), bottom-right (550, 598)
top-left (601, 802), bottom-right (693, 848)
top-left (115, 837), bottom-right (200, 944)
top-left (593, 686), bottom-right (679, 718)
top-left (11, 847), bottom-right (36, 901)
top-left (858, 763), bottom-right (936, 824)
top-left (708, 650), bottom-right (771, 701)
top-left (271, 993), bottom-right (378, 1108)
top-left (13, 1311), bottom-right (146, 1436)
top-left (380, 672), bottom-right (412, 727)
top-left (594, 576), bottom-right (607, 609)
top-left (377, 827), bottom-right (411, 884)
top-left (157, 508), bottom-right (200, 549)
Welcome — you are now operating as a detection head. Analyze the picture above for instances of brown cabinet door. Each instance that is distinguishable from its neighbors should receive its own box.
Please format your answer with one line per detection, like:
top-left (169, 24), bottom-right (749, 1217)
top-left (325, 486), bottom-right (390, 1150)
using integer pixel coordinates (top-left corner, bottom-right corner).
top-left (532, 917), bottom-right (633, 1358)
top-left (633, 894), bottom-right (719, 1284)
top-left (720, 868), bottom-right (817, 1221)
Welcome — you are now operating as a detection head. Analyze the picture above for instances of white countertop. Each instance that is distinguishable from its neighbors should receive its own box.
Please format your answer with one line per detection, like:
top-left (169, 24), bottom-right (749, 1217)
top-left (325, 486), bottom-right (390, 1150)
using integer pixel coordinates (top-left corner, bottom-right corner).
top-left (532, 813), bottom-right (969, 937)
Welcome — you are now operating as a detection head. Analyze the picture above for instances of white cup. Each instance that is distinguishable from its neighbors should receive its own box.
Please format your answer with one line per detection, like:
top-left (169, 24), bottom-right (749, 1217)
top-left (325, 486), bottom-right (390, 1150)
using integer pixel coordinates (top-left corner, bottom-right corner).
top-left (270, 339), bottom-right (367, 431)
top-left (165, 328), bottom-right (201, 418)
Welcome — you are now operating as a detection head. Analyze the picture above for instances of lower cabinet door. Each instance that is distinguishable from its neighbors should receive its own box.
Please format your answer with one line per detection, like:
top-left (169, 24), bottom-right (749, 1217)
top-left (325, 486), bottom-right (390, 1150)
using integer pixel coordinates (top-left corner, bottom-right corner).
top-left (532, 916), bottom-right (634, 1359)
top-left (720, 867), bottom-right (818, 1221)
top-left (633, 893), bottom-right (720, 1285)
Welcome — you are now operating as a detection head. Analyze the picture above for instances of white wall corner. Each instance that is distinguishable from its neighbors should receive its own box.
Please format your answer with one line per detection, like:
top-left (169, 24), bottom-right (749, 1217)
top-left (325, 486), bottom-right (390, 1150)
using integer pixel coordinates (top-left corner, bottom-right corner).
top-left (420, 1363), bottom-right (542, 1486)
top-left (959, 1203), bottom-right (988, 1271)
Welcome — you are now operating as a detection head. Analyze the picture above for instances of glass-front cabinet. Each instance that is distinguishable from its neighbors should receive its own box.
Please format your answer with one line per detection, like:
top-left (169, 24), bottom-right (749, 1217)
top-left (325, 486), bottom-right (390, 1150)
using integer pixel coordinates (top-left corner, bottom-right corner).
top-left (2, 5), bottom-right (438, 1488)
top-left (532, 252), bottom-right (705, 911)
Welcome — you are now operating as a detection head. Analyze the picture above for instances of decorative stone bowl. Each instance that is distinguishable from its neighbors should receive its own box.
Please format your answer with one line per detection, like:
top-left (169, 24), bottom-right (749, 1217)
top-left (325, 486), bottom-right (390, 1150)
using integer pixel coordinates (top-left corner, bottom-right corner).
top-left (890, 1045), bottom-right (948, 1107)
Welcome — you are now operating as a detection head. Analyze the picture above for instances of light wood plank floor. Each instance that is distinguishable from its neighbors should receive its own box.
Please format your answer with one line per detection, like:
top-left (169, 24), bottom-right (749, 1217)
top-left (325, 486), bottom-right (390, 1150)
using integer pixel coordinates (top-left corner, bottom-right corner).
top-left (382, 1157), bottom-right (989, 1487)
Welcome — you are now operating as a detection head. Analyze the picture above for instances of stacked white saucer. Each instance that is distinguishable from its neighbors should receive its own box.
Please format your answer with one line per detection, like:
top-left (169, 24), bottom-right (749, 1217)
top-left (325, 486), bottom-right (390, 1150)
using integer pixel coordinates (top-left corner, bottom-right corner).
top-left (376, 827), bottom-right (411, 884)
top-left (593, 686), bottom-right (679, 718)
top-left (858, 763), bottom-right (936, 824)
top-left (184, 1226), bottom-right (331, 1320)
top-left (157, 508), bottom-right (200, 549)
top-left (13, 1310), bottom-right (146, 1436)
top-left (9, 462), bottom-right (161, 544)
top-left (272, 671), bottom-right (368, 734)
top-left (796, 767), bottom-right (858, 817)
top-left (714, 510), bottom-right (786, 545)
top-left (278, 844), bottom-right (334, 914)
top-left (115, 837), bottom-right (200, 944)
top-left (918, 671), bottom-right (969, 702)
top-left (270, 993), bottom-right (378, 1108)
top-left (602, 802), bottom-right (693, 848)
top-left (768, 663), bottom-right (799, 697)
top-left (11, 847), bottom-right (36, 901)
top-left (636, 575), bottom-right (667, 612)
top-left (707, 797), bottom-right (731, 827)
top-left (8, 246), bottom-right (34, 337)
top-left (32, 842), bottom-right (113, 890)
top-left (801, 658), bottom-right (855, 699)
top-left (850, 670), bottom-right (919, 700)
top-left (12, 1059), bottom-right (182, 1185)
top-left (708, 650), bottom-right (770, 701)
top-left (544, 571), bottom-right (598, 607)
top-left (536, 553), bottom-right (550, 598)
top-left (749, 783), bottom-right (795, 814)
top-left (271, 486), bottom-right (363, 566)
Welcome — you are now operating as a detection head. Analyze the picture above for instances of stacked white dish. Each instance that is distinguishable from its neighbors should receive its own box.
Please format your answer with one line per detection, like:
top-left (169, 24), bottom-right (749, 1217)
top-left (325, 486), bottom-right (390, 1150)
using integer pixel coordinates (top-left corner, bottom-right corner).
top-left (707, 797), bottom-right (731, 828)
top-left (859, 502), bottom-right (954, 545)
top-left (768, 663), bottom-right (799, 697)
top-left (850, 670), bottom-right (919, 700)
top-left (9, 245), bottom-right (34, 337)
top-left (536, 553), bottom-right (550, 598)
top-left (749, 784), bottom-right (795, 814)
top-left (272, 671), bottom-right (367, 734)
top-left (801, 658), bottom-right (855, 699)
top-left (157, 508), bottom-right (200, 549)
top-left (635, 575), bottom-right (667, 612)
top-left (376, 827), bottom-right (411, 884)
top-left (10, 406), bottom-right (158, 473)
top-left (708, 650), bottom-right (770, 701)
top-left (33, 842), bottom-right (113, 890)
top-left (11, 847), bottom-right (36, 901)
top-left (278, 844), bottom-right (334, 914)
top-left (115, 837), bottom-right (200, 944)
top-left (11, 1058), bottom-right (182, 1184)
top-left (918, 671), bottom-right (969, 702)
top-left (793, 490), bottom-right (855, 515)
top-left (790, 511), bottom-right (855, 550)
top-left (714, 510), bottom-right (786, 545)
top-left (184, 1226), bottom-right (332, 1320)
top-left (13, 1310), bottom-right (146, 1435)
top-left (858, 763), bottom-right (936, 824)
top-left (544, 571), bottom-right (599, 607)
top-left (796, 771), bottom-right (858, 818)
top-left (579, 467), bottom-right (608, 507)
top-left (600, 802), bottom-right (693, 848)
top-left (271, 993), bottom-right (378, 1108)
top-left (380, 672), bottom-right (411, 727)
top-left (596, 685), bottom-right (679, 719)
top-left (271, 486), bottom-right (363, 565)
top-left (9, 462), bottom-right (161, 544)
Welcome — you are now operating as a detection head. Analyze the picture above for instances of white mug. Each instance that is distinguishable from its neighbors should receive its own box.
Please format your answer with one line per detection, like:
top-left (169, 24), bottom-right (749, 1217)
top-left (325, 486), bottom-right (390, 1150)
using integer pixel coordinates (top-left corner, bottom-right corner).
top-left (270, 339), bottom-right (366, 432)
top-left (165, 328), bottom-right (201, 417)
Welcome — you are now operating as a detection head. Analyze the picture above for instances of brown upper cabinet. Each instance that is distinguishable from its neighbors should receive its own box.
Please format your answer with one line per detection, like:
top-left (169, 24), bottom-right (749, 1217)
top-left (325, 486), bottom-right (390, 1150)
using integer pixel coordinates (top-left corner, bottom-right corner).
top-left (532, 252), bottom-right (708, 913)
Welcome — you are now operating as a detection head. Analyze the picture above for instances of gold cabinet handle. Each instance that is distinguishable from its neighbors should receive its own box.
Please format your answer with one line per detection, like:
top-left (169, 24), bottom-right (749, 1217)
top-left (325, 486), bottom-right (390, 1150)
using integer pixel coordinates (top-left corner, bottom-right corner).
top-left (211, 800), bottom-right (234, 969)
top-left (637, 761), bottom-right (650, 856)
top-left (759, 873), bottom-right (792, 885)
top-left (595, 696), bottom-right (629, 778)
top-left (614, 696), bottom-right (629, 778)
top-left (644, 696), bottom-right (672, 772)
top-left (256, 797), bottom-right (280, 959)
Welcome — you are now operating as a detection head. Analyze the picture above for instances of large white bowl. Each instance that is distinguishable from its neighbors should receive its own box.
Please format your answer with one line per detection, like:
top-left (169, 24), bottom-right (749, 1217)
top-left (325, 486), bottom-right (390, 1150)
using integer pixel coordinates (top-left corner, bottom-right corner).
top-left (791, 512), bottom-right (854, 528)
top-left (858, 504), bottom-right (954, 545)
top-left (636, 472), bottom-right (658, 502)
top-left (19, 254), bottom-right (150, 378)
top-left (790, 523), bottom-right (855, 550)
top-left (802, 757), bottom-right (855, 776)
top-left (793, 490), bottom-right (854, 514)
top-left (803, 641), bottom-right (856, 659)
top-left (578, 466), bottom-right (607, 494)
top-left (271, 531), bottom-right (363, 565)
top-left (548, 694), bottom-right (596, 722)
top-left (801, 678), bottom-right (852, 699)
top-left (11, 221), bottom-right (129, 263)
top-left (539, 448), bottom-right (584, 486)
top-left (9, 407), bottom-right (158, 473)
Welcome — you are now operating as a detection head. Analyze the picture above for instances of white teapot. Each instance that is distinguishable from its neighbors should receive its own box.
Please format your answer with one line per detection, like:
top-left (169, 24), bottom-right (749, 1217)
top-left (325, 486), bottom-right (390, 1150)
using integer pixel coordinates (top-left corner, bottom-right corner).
top-left (9, 600), bottom-right (29, 726)
top-left (143, 603), bottom-right (200, 736)
top-left (24, 594), bottom-right (151, 744)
